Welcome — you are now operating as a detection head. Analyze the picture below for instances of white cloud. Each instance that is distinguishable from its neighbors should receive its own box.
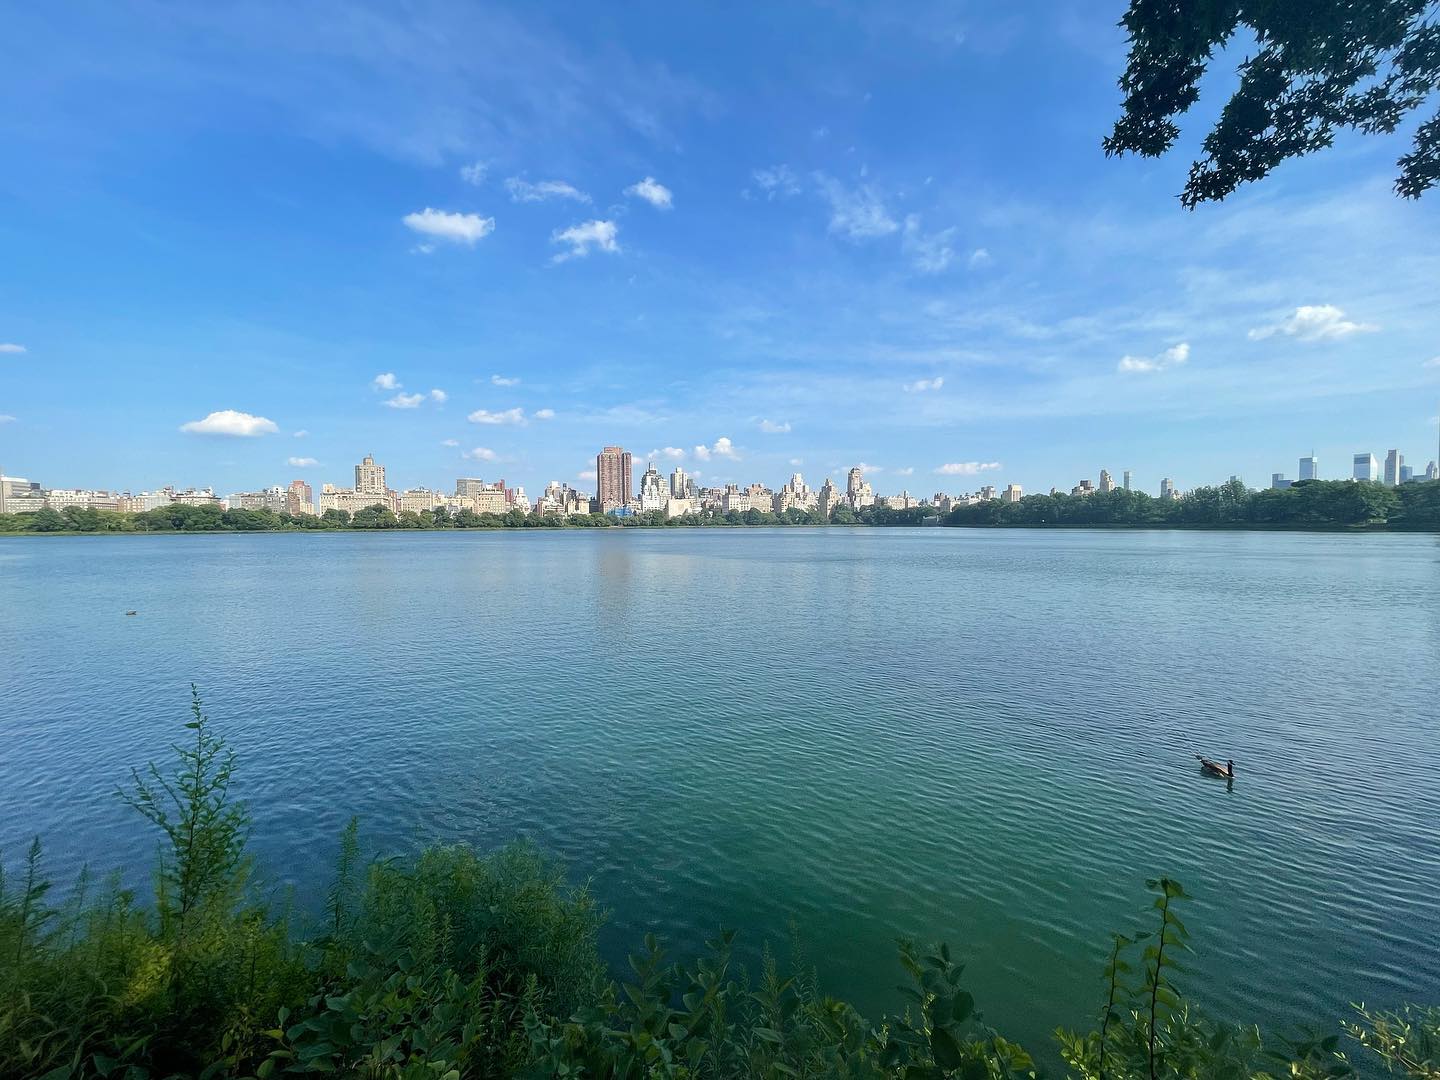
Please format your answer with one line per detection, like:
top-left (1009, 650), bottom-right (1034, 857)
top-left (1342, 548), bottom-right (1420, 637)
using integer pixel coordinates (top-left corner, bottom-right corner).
top-left (534, 408), bottom-right (556, 420)
top-left (468, 407), bottom-right (526, 425)
top-left (1117, 342), bottom-right (1190, 374)
top-left (625, 176), bottom-right (673, 209)
top-left (373, 372), bottom-right (401, 391)
top-left (1423, 356), bottom-right (1440, 368)
top-left (505, 177), bottom-right (590, 203)
top-left (0, 414), bottom-right (15, 424)
top-left (179, 410), bottom-right (279, 437)
top-left (293, 429), bottom-right (309, 438)
top-left (459, 160), bottom-right (488, 186)
top-left (578, 469), bottom-right (597, 481)
top-left (385, 392), bottom-right (425, 409)
top-left (904, 376), bottom-right (945, 392)
top-left (429, 389), bottom-right (447, 403)
top-left (789, 457), bottom-right (804, 466)
top-left (491, 374), bottom-right (520, 387)
top-left (902, 215), bottom-right (957, 273)
top-left (758, 418), bottom-right (792, 433)
top-left (935, 461), bottom-right (1001, 476)
top-left (751, 165), bottom-right (801, 199)
top-left (463, 446), bottom-right (498, 461)
top-left (895, 466), bottom-right (915, 476)
top-left (656, 446), bottom-right (685, 459)
top-left (693, 436), bottom-right (737, 461)
top-left (1248, 305), bottom-right (1378, 342)
top-left (968, 248), bottom-right (992, 269)
top-left (402, 207), bottom-right (495, 246)
top-left (441, 438), bottom-right (460, 447)
top-left (288, 456), bottom-right (319, 467)
top-left (0, 343), bottom-right (25, 354)
top-left (816, 175), bottom-right (898, 240)
top-left (551, 219), bottom-right (619, 261)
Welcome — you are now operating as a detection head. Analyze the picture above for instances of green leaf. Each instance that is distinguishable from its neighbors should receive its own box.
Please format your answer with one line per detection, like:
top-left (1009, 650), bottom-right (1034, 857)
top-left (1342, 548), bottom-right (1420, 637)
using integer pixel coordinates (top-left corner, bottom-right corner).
top-left (952, 991), bottom-right (975, 1023)
top-left (931, 1025), bottom-right (964, 1069)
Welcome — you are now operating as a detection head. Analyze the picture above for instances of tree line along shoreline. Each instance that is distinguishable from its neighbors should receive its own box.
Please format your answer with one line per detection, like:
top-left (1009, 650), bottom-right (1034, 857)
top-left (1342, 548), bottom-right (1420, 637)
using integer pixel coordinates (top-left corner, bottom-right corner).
top-left (2, 478), bottom-right (1438, 535)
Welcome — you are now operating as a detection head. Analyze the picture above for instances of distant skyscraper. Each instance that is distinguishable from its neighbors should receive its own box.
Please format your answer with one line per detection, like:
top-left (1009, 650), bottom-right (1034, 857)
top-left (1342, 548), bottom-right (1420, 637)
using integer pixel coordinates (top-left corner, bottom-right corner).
top-left (1428, 461), bottom-right (1439, 481)
top-left (596, 446), bottom-right (633, 511)
top-left (1122, 469), bottom-right (1132, 491)
top-left (1001, 484), bottom-right (1023, 503)
top-left (1299, 455), bottom-right (1318, 481)
top-left (1098, 469), bottom-right (1116, 493)
top-left (1383, 449), bottom-right (1403, 487)
top-left (1160, 477), bottom-right (1175, 500)
top-left (1400, 465), bottom-right (1414, 484)
top-left (1353, 453), bottom-right (1378, 482)
top-left (1271, 473), bottom-right (1291, 490)
top-left (669, 466), bottom-right (689, 499)
top-left (287, 479), bottom-right (313, 516)
top-left (355, 454), bottom-right (386, 495)
top-left (455, 477), bottom-right (489, 498)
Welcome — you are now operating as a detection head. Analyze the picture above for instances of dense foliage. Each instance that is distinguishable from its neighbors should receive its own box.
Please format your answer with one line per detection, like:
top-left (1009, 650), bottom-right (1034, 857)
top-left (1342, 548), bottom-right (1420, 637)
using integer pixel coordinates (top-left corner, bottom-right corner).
top-left (3, 692), bottom-right (1436, 1079)
top-left (3, 480), bottom-right (1438, 536)
top-left (945, 478), bottom-right (1440, 530)
top-left (1107, 0), bottom-right (1440, 205)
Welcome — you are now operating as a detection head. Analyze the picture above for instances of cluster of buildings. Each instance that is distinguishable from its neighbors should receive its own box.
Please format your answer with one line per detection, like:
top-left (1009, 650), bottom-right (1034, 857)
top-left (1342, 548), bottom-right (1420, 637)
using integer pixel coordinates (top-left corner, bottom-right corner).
top-left (1269, 451), bottom-right (1439, 490)
top-left (6, 440), bottom-right (1436, 522)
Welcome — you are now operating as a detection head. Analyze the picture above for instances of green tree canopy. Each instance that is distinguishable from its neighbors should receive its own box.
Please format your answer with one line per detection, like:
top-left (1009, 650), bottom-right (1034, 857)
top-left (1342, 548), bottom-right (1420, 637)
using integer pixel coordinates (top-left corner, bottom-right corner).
top-left (1107, 0), bottom-right (1440, 206)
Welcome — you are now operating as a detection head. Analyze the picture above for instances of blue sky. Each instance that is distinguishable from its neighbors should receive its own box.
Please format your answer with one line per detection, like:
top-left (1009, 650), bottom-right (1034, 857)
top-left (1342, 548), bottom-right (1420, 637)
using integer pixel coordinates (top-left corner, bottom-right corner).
top-left (2, 0), bottom-right (1438, 499)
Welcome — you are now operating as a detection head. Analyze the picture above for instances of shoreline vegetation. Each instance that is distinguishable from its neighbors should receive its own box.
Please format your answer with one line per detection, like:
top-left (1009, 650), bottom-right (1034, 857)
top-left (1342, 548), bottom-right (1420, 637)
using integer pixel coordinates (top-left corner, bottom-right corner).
top-left (3, 691), bottom-right (1437, 1079)
top-left (2, 478), bottom-right (1438, 536)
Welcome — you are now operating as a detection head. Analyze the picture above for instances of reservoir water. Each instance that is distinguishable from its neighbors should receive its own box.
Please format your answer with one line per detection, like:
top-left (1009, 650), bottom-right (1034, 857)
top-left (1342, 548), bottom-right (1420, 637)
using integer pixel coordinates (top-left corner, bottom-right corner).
top-left (2, 528), bottom-right (1437, 1052)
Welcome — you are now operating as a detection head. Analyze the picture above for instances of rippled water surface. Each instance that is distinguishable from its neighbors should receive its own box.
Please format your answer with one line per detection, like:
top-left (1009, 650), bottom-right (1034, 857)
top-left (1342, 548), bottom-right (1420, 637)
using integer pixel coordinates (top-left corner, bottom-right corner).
top-left (3, 529), bottom-right (1438, 1049)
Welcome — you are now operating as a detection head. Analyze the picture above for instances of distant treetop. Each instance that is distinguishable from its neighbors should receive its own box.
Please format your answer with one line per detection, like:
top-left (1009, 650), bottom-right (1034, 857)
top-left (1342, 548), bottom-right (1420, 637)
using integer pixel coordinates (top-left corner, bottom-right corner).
top-left (1106, 0), bottom-right (1440, 207)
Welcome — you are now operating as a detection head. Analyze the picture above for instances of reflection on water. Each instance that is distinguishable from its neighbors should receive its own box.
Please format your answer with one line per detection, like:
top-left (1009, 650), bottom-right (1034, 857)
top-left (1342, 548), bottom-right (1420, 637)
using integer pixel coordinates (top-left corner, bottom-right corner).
top-left (1, 528), bottom-right (1437, 1052)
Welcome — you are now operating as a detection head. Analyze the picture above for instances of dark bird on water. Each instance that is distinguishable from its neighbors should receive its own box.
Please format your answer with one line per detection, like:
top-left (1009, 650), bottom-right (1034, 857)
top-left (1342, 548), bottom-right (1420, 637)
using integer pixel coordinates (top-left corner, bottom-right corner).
top-left (125, 610), bottom-right (137, 616)
top-left (1196, 755), bottom-right (1234, 779)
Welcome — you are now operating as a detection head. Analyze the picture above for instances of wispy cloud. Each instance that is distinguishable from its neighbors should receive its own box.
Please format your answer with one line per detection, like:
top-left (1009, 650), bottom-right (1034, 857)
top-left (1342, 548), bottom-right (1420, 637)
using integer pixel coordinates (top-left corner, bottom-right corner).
top-left (856, 462), bottom-right (883, 474)
top-left (0, 415), bottom-right (15, 424)
top-left (968, 247), bottom-right (992, 269)
top-left (816, 174), bottom-right (898, 240)
top-left (468, 407), bottom-right (527, 425)
top-left (551, 219), bottom-right (619, 261)
top-left (935, 461), bottom-right (1001, 475)
top-left (430, 389), bottom-right (447, 403)
top-left (459, 161), bottom-right (488, 186)
top-left (491, 374), bottom-right (520, 386)
top-left (0, 343), bottom-right (25, 354)
top-left (757, 418), bottom-right (791, 433)
top-left (1117, 342), bottom-right (1189, 374)
top-left (902, 215), bottom-right (957, 273)
top-left (373, 372), bottom-right (401, 391)
top-left (463, 446), bottom-right (498, 461)
top-left (506, 177), bottom-right (590, 203)
top-left (292, 429), bottom-right (309, 438)
top-left (653, 446), bottom-right (686, 459)
top-left (180, 410), bottom-right (278, 437)
top-left (1425, 356), bottom-right (1440, 368)
top-left (534, 408), bottom-right (555, 420)
top-left (288, 456), bottom-right (319, 467)
top-left (904, 376), bottom-right (945, 392)
top-left (441, 438), bottom-right (460, 447)
top-left (750, 165), bottom-right (801, 199)
top-left (384, 392), bottom-right (425, 408)
top-left (1248, 305), bottom-right (1377, 342)
top-left (578, 468), bottom-right (597, 482)
top-left (402, 207), bottom-right (495, 246)
top-left (693, 436), bottom-right (737, 461)
top-left (625, 176), bottom-right (673, 209)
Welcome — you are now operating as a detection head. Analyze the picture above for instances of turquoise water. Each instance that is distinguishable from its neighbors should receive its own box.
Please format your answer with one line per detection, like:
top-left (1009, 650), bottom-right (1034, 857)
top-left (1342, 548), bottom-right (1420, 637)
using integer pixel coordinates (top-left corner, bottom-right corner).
top-left (2, 529), bottom-right (1438, 1051)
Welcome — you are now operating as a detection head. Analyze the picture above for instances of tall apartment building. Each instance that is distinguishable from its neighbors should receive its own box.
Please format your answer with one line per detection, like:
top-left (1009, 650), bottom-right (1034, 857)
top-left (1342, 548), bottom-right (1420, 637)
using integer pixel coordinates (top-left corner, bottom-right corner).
top-left (1383, 449), bottom-right (1403, 487)
top-left (455, 477), bottom-right (488, 498)
top-left (355, 454), bottom-right (386, 495)
top-left (1001, 484), bottom-right (1023, 504)
top-left (1122, 470), bottom-right (1132, 491)
top-left (287, 479), bottom-right (314, 516)
top-left (1353, 453), bottom-right (1378, 482)
top-left (1098, 469), bottom-right (1116, 493)
top-left (596, 446), bottom-right (632, 511)
top-left (1160, 478), bottom-right (1176, 500)
top-left (1299, 455), bottom-right (1318, 481)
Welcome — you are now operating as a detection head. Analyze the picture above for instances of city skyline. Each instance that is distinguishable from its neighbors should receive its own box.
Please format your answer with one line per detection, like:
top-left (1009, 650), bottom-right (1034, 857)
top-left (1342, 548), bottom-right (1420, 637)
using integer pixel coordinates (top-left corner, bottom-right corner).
top-left (3, 6), bottom-right (1440, 499)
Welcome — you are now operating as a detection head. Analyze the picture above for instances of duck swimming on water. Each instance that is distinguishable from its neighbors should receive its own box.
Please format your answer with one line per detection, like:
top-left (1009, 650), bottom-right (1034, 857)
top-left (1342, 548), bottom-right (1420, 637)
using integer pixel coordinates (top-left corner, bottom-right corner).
top-left (1195, 755), bottom-right (1234, 779)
